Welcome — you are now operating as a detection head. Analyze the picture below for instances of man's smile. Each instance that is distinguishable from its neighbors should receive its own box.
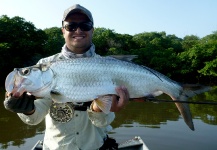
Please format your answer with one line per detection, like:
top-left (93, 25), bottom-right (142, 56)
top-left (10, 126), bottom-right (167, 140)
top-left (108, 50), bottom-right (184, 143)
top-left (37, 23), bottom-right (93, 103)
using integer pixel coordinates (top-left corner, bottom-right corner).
top-left (72, 35), bottom-right (85, 39)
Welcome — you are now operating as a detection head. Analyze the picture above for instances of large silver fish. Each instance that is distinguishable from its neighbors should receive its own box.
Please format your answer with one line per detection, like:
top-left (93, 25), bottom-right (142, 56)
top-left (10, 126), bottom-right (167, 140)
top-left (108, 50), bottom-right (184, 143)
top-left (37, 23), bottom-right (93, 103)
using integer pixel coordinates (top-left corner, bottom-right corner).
top-left (5, 56), bottom-right (210, 130)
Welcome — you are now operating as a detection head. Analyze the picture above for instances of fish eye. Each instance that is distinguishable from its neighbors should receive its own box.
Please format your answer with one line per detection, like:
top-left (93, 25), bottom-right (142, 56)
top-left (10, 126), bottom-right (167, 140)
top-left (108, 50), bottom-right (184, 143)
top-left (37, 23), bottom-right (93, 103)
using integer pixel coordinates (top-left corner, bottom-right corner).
top-left (21, 68), bottom-right (31, 76)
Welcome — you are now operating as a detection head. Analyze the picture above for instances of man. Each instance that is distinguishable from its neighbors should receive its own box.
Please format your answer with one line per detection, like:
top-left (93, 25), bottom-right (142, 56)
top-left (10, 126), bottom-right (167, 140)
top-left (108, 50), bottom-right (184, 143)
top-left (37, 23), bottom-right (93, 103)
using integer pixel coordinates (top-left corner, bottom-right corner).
top-left (4, 4), bottom-right (129, 150)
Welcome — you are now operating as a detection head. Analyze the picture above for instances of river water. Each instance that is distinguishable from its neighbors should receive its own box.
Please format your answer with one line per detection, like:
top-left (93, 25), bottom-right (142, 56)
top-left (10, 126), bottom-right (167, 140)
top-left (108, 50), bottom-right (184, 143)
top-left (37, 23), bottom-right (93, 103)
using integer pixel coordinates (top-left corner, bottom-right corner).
top-left (0, 86), bottom-right (217, 150)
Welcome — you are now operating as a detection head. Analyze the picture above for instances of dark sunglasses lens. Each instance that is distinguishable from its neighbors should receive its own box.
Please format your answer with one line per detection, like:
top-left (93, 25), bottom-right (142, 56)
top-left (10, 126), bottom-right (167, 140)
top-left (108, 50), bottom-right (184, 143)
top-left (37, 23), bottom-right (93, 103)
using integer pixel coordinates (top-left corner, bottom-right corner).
top-left (65, 23), bottom-right (78, 31)
top-left (65, 22), bottom-right (93, 31)
top-left (79, 22), bottom-right (93, 31)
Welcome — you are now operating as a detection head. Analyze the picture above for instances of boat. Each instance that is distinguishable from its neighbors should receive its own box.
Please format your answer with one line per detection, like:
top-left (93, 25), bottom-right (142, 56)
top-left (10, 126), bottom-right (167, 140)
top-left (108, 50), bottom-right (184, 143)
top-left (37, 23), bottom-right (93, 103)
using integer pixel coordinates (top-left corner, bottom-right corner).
top-left (31, 136), bottom-right (149, 150)
top-left (118, 136), bottom-right (149, 150)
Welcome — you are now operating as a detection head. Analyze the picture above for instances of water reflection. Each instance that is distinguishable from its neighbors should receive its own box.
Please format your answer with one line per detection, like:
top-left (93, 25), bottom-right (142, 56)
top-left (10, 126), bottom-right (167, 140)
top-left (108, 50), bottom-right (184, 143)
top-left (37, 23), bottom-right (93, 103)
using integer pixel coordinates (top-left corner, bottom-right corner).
top-left (0, 87), bottom-right (217, 149)
top-left (190, 86), bottom-right (217, 125)
top-left (112, 100), bottom-right (180, 128)
top-left (112, 86), bottom-right (217, 129)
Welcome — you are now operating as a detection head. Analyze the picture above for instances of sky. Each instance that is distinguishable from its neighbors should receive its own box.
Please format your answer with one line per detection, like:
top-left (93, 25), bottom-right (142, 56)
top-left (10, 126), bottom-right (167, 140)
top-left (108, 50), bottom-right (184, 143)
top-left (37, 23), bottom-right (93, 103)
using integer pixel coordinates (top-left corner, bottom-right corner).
top-left (1, 0), bottom-right (217, 38)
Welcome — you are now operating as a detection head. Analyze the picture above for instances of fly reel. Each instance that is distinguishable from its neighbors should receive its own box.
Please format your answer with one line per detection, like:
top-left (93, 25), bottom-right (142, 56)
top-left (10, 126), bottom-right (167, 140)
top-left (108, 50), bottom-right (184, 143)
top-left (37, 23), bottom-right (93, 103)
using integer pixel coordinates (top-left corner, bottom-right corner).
top-left (49, 102), bottom-right (74, 123)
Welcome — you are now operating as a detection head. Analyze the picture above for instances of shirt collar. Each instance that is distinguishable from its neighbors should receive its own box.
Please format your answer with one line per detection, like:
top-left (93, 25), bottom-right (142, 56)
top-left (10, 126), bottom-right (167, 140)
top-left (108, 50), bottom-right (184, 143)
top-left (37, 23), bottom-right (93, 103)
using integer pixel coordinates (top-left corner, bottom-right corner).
top-left (61, 43), bottom-right (96, 59)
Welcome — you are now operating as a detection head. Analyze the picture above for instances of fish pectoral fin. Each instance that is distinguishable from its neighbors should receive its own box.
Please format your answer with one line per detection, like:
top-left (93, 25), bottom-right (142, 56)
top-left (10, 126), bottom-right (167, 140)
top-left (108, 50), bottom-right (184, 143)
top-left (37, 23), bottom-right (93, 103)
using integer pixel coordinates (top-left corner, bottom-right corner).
top-left (50, 90), bottom-right (68, 102)
top-left (94, 95), bottom-right (112, 114)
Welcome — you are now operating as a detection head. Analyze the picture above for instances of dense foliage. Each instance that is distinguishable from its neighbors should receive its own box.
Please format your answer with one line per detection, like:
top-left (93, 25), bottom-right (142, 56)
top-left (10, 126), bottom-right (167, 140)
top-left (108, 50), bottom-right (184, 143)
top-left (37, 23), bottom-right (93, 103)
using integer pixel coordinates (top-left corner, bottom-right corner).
top-left (0, 15), bottom-right (216, 84)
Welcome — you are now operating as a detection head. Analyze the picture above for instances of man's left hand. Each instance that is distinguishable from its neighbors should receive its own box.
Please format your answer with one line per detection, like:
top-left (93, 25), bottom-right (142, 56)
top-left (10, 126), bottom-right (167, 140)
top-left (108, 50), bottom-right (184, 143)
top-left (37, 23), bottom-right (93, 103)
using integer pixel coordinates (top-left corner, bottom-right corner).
top-left (110, 86), bottom-right (129, 112)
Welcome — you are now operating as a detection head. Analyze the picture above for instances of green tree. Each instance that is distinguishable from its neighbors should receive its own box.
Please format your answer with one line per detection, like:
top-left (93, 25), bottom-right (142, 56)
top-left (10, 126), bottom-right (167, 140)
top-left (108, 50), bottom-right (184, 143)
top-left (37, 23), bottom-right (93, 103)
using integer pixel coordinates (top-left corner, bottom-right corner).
top-left (92, 28), bottom-right (134, 55)
top-left (106, 34), bottom-right (136, 55)
top-left (179, 32), bottom-right (217, 83)
top-left (131, 32), bottom-right (183, 79)
top-left (198, 31), bottom-right (217, 80)
top-left (176, 35), bottom-right (200, 82)
top-left (0, 15), bottom-right (47, 83)
top-left (182, 35), bottom-right (200, 50)
top-left (43, 27), bottom-right (64, 56)
top-left (92, 27), bottom-right (117, 55)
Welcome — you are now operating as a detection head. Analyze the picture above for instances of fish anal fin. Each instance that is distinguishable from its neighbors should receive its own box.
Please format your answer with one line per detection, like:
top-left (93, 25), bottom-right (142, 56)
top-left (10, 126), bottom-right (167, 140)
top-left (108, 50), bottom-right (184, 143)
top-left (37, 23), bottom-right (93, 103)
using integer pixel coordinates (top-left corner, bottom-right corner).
top-left (173, 84), bottom-right (211, 131)
top-left (173, 90), bottom-right (195, 130)
top-left (94, 95), bottom-right (112, 114)
top-left (174, 102), bottom-right (195, 131)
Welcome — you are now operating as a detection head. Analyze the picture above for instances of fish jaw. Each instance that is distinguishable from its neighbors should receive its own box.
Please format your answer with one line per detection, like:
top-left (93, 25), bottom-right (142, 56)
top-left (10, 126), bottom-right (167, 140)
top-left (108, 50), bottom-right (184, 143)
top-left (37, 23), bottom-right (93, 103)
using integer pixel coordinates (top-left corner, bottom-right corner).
top-left (5, 70), bottom-right (17, 93)
top-left (5, 69), bottom-right (32, 96)
top-left (5, 66), bottom-right (54, 97)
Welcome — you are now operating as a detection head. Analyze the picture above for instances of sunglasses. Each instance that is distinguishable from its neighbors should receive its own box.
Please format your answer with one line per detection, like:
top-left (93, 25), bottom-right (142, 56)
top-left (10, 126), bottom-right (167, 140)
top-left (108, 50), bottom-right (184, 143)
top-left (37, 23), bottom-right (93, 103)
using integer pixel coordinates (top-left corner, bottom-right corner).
top-left (64, 22), bottom-right (93, 32)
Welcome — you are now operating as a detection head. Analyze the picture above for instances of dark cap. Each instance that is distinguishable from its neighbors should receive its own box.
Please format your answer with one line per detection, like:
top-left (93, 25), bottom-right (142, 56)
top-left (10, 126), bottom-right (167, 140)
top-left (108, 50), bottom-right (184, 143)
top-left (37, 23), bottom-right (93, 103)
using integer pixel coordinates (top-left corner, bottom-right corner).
top-left (62, 4), bottom-right (93, 24)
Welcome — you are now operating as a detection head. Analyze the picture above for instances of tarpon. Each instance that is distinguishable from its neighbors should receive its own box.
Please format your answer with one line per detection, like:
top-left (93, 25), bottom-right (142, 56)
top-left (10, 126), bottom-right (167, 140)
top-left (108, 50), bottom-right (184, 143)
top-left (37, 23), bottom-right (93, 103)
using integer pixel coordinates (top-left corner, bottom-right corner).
top-left (5, 56), bottom-right (210, 130)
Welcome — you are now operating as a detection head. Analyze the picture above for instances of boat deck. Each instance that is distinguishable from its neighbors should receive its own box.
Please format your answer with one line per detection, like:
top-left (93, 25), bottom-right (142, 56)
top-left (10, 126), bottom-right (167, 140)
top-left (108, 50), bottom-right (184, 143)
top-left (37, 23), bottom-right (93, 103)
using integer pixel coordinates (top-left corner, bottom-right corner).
top-left (32, 136), bottom-right (149, 150)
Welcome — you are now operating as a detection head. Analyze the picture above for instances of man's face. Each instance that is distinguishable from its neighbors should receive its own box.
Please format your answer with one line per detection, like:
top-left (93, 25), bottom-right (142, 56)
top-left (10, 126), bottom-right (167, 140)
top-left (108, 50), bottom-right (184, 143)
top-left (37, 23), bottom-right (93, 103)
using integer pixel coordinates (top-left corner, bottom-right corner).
top-left (62, 13), bottom-right (94, 54)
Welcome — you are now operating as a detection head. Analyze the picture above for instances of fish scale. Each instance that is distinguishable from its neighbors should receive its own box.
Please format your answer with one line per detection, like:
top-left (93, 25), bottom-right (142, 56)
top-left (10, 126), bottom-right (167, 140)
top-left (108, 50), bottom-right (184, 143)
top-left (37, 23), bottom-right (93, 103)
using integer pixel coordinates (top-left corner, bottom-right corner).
top-left (50, 57), bottom-right (166, 101)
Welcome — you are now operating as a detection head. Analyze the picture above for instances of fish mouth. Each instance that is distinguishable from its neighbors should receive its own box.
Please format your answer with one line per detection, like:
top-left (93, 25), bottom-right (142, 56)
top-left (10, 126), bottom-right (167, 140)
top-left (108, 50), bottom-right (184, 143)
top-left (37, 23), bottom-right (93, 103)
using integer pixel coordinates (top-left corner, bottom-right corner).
top-left (5, 70), bottom-right (17, 93)
top-left (5, 70), bottom-right (30, 96)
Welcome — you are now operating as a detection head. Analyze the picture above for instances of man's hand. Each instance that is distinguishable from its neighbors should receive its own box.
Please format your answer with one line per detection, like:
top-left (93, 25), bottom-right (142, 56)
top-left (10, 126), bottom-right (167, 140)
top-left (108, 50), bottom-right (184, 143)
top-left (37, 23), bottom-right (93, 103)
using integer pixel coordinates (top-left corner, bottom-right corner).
top-left (4, 92), bottom-right (36, 114)
top-left (110, 86), bottom-right (129, 112)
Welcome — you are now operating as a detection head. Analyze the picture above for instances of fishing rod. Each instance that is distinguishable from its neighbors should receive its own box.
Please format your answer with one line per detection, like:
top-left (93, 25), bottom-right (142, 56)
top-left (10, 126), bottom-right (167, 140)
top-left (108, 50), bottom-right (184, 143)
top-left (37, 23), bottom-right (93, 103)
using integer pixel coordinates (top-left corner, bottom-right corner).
top-left (143, 98), bottom-right (217, 105)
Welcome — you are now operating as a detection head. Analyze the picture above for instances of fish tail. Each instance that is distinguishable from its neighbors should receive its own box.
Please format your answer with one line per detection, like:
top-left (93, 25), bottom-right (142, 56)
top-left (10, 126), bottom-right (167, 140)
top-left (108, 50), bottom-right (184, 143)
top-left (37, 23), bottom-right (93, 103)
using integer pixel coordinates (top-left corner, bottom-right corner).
top-left (175, 84), bottom-right (211, 131)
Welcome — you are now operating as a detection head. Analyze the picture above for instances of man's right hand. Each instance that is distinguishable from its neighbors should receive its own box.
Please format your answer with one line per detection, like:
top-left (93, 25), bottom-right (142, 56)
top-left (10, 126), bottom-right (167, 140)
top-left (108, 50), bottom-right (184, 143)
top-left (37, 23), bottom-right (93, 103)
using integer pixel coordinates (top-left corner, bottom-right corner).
top-left (4, 92), bottom-right (35, 114)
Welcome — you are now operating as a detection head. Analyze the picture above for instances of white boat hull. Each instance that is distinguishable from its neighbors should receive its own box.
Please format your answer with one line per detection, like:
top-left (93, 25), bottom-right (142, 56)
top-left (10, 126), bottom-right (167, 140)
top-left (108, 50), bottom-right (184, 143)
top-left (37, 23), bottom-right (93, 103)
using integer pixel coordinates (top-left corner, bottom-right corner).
top-left (31, 136), bottom-right (149, 150)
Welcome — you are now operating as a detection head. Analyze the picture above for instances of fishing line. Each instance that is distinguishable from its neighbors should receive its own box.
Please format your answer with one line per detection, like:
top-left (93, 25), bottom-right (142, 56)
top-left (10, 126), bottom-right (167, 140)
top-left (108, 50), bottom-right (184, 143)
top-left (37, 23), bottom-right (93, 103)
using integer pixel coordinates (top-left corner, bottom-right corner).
top-left (144, 98), bottom-right (217, 105)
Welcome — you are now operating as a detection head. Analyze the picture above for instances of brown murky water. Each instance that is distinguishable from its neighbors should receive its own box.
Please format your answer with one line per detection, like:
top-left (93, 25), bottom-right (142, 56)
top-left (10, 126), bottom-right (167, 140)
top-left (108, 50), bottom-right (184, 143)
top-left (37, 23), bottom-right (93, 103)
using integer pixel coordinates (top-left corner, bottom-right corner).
top-left (0, 87), bottom-right (217, 150)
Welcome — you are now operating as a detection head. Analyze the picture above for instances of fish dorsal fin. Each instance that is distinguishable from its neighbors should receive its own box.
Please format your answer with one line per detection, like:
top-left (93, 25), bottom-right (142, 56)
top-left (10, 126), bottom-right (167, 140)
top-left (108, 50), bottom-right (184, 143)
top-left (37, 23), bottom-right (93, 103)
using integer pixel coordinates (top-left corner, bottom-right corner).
top-left (109, 55), bottom-right (138, 62)
top-left (94, 95), bottom-right (113, 114)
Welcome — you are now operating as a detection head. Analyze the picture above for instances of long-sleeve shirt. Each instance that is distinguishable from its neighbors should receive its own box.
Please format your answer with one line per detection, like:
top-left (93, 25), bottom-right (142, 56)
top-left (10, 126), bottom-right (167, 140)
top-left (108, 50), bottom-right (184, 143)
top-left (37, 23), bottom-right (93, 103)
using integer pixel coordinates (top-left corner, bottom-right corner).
top-left (17, 44), bottom-right (115, 150)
